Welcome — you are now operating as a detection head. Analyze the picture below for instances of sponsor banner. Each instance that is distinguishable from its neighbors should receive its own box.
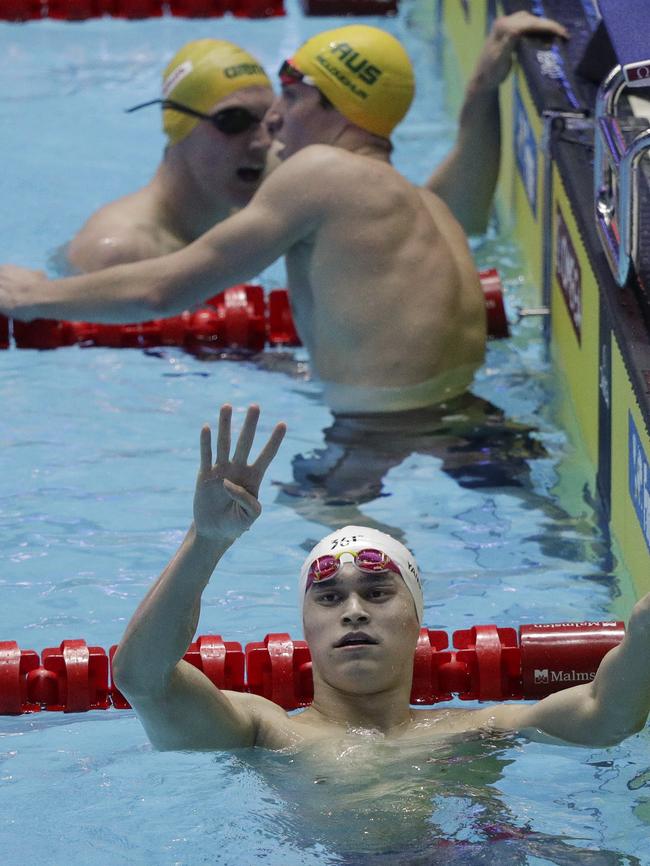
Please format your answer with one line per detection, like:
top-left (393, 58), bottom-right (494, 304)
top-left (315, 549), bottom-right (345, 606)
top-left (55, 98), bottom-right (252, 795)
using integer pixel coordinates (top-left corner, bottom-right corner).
top-left (629, 412), bottom-right (650, 553)
top-left (525, 621), bottom-right (618, 629)
top-left (555, 205), bottom-right (582, 343)
top-left (534, 669), bottom-right (595, 684)
top-left (514, 86), bottom-right (538, 217)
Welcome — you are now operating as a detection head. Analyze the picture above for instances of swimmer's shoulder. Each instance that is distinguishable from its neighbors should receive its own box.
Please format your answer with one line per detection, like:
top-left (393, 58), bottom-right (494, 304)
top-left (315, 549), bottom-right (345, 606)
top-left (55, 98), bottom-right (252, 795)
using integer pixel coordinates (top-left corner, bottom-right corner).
top-left (269, 145), bottom-right (417, 218)
top-left (251, 145), bottom-right (368, 226)
top-left (67, 194), bottom-right (182, 272)
top-left (271, 144), bottom-right (390, 190)
top-left (220, 689), bottom-right (311, 751)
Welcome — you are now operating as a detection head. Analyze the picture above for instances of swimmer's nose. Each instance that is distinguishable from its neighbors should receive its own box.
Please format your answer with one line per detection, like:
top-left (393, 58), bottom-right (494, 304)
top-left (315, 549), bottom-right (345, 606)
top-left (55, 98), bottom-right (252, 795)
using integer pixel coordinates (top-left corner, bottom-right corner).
top-left (264, 100), bottom-right (283, 136)
top-left (249, 118), bottom-right (273, 153)
top-left (341, 594), bottom-right (370, 625)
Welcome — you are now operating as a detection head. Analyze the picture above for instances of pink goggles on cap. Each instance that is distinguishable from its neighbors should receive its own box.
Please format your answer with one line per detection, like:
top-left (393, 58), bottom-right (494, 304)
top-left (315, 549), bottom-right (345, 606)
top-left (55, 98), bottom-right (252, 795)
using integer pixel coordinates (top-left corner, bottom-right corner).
top-left (306, 548), bottom-right (401, 591)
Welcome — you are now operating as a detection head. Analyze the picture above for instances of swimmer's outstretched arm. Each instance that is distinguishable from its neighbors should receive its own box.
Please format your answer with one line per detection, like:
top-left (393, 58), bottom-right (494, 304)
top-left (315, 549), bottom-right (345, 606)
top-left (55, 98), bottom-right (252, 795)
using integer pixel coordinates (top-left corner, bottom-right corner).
top-left (425, 12), bottom-right (568, 235)
top-left (0, 153), bottom-right (317, 324)
top-left (112, 404), bottom-right (287, 751)
top-left (472, 592), bottom-right (650, 747)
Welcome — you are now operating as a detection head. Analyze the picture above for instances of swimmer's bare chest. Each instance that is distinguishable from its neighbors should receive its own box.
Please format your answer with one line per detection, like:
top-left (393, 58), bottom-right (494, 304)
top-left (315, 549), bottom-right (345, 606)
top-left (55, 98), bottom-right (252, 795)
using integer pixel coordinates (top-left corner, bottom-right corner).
top-left (255, 706), bottom-right (494, 754)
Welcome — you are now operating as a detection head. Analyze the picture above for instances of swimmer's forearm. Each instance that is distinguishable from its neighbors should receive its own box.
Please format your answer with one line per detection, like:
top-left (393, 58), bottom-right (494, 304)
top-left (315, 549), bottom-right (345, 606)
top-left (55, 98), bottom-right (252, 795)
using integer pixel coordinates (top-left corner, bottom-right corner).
top-left (16, 175), bottom-right (303, 323)
top-left (507, 614), bottom-right (650, 747)
top-left (426, 86), bottom-right (500, 235)
top-left (14, 261), bottom-right (169, 324)
top-left (112, 525), bottom-right (231, 696)
top-left (16, 246), bottom-right (229, 324)
top-left (458, 84), bottom-right (500, 224)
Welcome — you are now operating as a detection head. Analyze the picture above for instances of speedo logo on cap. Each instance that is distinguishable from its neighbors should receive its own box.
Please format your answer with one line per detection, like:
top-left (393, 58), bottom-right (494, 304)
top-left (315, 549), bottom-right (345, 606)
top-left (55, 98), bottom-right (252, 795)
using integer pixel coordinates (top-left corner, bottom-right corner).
top-left (163, 60), bottom-right (193, 98)
top-left (224, 62), bottom-right (266, 79)
top-left (327, 42), bottom-right (382, 86)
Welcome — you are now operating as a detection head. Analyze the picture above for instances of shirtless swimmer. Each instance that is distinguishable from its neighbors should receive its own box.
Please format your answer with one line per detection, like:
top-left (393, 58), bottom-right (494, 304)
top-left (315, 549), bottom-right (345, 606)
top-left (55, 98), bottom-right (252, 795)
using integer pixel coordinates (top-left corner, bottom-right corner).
top-left (112, 404), bottom-right (650, 754)
top-left (66, 39), bottom-right (274, 272)
top-left (0, 15), bottom-right (568, 413)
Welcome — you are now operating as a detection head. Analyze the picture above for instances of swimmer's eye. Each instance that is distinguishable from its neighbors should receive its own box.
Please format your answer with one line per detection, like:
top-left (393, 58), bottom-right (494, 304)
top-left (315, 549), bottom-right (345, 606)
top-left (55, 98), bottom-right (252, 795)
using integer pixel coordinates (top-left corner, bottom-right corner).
top-left (312, 590), bottom-right (341, 604)
top-left (366, 587), bottom-right (395, 601)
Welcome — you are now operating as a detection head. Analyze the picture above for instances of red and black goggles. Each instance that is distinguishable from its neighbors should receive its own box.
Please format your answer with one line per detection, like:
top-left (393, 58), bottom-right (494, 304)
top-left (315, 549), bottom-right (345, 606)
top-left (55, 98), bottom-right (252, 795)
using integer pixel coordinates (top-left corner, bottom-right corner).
top-left (278, 59), bottom-right (316, 87)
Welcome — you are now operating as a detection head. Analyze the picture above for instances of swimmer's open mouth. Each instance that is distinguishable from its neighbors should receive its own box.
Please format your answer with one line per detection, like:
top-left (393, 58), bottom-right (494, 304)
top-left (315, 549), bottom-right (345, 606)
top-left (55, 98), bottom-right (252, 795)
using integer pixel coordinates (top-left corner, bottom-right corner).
top-left (237, 167), bottom-right (264, 183)
top-left (334, 632), bottom-right (378, 648)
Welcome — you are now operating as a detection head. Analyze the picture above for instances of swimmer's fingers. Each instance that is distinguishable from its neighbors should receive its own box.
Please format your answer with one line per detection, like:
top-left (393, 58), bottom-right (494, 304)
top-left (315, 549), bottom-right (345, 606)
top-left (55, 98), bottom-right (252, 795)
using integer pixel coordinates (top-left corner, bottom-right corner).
top-left (231, 404), bottom-right (261, 465)
top-left (495, 11), bottom-right (569, 43)
top-left (473, 12), bottom-right (568, 92)
top-left (0, 265), bottom-right (48, 318)
top-left (526, 16), bottom-right (568, 41)
top-left (251, 422), bottom-right (287, 478)
top-left (216, 403), bottom-right (233, 466)
top-left (199, 424), bottom-right (213, 475)
top-left (222, 479), bottom-right (262, 523)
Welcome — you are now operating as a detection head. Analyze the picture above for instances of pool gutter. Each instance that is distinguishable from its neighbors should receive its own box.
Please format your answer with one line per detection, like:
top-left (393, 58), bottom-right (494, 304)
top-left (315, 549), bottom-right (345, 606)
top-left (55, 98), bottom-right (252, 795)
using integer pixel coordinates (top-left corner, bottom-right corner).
top-left (438, 0), bottom-right (650, 606)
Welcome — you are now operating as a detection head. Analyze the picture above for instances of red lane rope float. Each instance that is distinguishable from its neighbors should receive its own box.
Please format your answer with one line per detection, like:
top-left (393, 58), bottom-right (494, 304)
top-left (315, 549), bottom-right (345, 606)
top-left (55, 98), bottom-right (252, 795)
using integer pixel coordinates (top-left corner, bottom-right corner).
top-left (0, 0), bottom-right (395, 19)
top-left (0, 0), bottom-right (284, 20)
top-left (0, 269), bottom-right (509, 353)
top-left (0, 620), bottom-right (624, 715)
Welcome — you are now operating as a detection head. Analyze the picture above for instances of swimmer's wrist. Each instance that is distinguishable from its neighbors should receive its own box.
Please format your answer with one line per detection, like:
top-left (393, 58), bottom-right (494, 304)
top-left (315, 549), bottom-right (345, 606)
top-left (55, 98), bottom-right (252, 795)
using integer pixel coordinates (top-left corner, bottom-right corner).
top-left (464, 74), bottom-right (501, 102)
top-left (189, 521), bottom-right (238, 552)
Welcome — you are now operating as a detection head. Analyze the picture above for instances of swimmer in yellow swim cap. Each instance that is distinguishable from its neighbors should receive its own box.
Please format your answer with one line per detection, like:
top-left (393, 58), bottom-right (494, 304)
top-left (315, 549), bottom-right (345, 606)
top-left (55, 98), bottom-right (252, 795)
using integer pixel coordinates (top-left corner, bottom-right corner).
top-left (65, 39), bottom-right (274, 274)
top-left (4, 14), bottom-right (568, 415)
top-left (271, 24), bottom-right (414, 161)
top-left (287, 25), bottom-right (415, 139)
top-left (156, 39), bottom-right (272, 146)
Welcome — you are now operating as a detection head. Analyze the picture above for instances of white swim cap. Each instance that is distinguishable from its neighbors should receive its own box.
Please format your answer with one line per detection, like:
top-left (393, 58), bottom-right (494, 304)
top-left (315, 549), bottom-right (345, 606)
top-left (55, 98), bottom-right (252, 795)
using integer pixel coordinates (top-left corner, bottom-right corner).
top-left (299, 525), bottom-right (423, 623)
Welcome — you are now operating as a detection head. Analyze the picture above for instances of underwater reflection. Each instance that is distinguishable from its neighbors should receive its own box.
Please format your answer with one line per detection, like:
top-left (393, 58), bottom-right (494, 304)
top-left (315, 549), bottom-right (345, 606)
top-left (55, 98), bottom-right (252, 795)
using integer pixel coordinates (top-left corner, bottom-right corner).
top-left (238, 730), bottom-right (636, 864)
top-left (277, 392), bottom-right (557, 538)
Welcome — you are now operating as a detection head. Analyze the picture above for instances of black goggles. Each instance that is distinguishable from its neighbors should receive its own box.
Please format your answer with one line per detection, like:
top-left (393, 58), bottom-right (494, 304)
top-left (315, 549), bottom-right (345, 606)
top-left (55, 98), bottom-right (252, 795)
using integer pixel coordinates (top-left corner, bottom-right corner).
top-left (126, 99), bottom-right (262, 135)
top-left (278, 59), bottom-right (315, 87)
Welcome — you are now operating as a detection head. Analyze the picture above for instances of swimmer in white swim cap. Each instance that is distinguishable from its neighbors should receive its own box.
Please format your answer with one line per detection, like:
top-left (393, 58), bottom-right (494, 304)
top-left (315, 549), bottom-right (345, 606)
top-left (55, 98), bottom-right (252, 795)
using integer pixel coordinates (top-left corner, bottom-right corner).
top-left (110, 403), bottom-right (650, 762)
top-left (298, 525), bottom-right (423, 623)
top-left (65, 39), bottom-right (274, 274)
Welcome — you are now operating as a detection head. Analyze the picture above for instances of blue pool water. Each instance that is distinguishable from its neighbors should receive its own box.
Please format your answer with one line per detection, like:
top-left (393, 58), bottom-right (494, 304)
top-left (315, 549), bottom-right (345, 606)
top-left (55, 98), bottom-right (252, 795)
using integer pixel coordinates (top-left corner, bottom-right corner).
top-left (1, 3), bottom-right (649, 863)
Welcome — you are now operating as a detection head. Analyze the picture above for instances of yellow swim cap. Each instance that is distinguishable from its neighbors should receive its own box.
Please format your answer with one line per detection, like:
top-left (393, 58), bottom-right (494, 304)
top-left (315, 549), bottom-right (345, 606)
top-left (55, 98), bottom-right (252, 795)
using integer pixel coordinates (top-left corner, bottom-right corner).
top-left (162, 39), bottom-right (271, 145)
top-left (291, 25), bottom-right (414, 138)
